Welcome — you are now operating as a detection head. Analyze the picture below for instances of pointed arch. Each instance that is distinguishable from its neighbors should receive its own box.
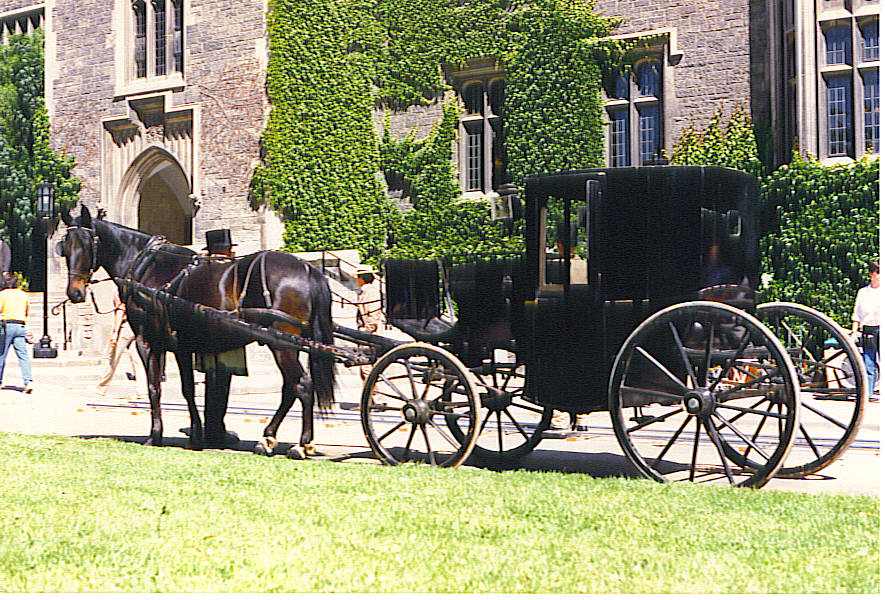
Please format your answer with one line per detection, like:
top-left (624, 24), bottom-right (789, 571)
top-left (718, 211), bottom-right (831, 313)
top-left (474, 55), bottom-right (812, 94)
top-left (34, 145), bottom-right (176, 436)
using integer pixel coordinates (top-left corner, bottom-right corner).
top-left (115, 145), bottom-right (194, 244)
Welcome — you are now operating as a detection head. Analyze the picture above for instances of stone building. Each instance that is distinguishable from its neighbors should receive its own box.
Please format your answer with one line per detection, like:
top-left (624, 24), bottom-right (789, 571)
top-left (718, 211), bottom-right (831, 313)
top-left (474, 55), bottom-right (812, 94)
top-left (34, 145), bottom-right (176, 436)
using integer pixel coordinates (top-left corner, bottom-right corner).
top-left (0, 0), bottom-right (879, 354)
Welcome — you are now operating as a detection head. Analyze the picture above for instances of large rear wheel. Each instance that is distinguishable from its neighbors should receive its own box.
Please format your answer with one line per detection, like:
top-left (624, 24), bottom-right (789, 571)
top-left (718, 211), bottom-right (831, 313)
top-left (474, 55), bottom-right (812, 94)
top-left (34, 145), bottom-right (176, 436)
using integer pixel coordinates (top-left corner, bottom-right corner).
top-left (360, 343), bottom-right (479, 467)
top-left (753, 302), bottom-right (866, 477)
top-left (609, 302), bottom-right (800, 488)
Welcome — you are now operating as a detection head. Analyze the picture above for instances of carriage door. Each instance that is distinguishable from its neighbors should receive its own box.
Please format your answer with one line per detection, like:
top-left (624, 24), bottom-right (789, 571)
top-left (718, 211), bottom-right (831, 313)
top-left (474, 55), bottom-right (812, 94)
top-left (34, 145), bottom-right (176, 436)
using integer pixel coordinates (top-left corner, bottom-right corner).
top-left (530, 175), bottom-right (608, 412)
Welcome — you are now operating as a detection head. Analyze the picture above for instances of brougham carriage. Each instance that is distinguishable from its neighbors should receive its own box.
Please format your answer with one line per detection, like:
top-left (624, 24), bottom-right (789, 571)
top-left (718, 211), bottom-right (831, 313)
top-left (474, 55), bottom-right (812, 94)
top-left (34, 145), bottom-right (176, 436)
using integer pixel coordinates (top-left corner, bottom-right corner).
top-left (60, 165), bottom-right (866, 489)
top-left (364, 166), bottom-right (866, 488)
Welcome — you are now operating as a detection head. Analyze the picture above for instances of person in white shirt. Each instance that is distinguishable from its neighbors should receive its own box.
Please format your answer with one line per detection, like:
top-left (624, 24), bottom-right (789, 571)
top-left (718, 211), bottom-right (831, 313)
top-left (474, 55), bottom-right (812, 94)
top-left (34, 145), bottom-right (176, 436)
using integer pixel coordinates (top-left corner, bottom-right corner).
top-left (851, 261), bottom-right (880, 401)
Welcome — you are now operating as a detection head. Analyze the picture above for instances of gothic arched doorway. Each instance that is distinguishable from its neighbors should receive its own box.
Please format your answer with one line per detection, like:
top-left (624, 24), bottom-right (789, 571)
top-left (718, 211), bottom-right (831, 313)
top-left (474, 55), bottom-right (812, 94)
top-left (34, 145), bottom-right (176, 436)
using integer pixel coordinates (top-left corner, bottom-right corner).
top-left (117, 147), bottom-right (193, 245)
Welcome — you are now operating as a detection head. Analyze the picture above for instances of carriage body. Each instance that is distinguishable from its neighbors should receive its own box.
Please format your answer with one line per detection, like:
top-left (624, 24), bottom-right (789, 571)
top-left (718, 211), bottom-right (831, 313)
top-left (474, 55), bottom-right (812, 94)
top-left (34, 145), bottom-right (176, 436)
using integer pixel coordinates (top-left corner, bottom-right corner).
top-left (522, 165), bottom-right (761, 414)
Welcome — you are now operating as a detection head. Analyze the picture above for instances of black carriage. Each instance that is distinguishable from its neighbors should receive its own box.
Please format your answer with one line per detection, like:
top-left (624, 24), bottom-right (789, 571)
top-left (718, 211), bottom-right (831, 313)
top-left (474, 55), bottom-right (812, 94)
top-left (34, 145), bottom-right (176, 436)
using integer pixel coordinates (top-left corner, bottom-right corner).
top-left (362, 166), bottom-right (866, 488)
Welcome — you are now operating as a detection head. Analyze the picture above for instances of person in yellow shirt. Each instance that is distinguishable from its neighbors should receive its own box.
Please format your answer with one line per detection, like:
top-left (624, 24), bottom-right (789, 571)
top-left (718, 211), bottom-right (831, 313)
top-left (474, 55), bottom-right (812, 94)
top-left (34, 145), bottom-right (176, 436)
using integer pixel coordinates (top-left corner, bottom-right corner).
top-left (0, 273), bottom-right (32, 393)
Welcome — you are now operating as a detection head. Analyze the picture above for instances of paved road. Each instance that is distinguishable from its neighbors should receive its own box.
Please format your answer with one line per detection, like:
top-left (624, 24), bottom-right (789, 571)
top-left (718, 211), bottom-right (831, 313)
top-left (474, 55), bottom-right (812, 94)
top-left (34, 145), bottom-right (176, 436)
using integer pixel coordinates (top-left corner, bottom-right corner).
top-left (0, 352), bottom-right (879, 496)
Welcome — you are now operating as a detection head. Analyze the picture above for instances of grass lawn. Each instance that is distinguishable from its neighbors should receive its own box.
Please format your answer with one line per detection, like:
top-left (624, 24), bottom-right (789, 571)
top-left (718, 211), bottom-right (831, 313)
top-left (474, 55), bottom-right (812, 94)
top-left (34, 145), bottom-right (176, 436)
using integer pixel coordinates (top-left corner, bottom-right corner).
top-left (0, 432), bottom-right (878, 593)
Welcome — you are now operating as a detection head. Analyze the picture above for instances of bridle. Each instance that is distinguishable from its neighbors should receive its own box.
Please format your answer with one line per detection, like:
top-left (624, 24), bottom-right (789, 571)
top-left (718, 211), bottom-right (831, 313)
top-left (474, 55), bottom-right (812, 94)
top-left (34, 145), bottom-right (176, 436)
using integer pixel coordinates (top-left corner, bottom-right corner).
top-left (62, 225), bottom-right (101, 284)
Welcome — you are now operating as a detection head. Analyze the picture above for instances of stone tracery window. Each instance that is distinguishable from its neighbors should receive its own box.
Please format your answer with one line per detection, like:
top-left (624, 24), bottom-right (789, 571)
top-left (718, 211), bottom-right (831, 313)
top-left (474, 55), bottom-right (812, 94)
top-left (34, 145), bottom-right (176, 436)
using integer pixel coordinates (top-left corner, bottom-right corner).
top-left (131, 0), bottom-right (183, 81)
top-left (454, 68), bottom-right (506, 195)
top-left (605, 51), bottom-right (665, 167)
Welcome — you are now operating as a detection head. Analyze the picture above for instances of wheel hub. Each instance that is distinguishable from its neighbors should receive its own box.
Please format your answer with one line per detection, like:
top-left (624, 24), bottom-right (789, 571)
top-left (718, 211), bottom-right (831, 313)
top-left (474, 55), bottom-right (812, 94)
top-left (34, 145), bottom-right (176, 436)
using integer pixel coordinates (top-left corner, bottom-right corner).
top-left (683, 389), bottom-right (715, 417)
top-left (402, 400), bottom-right (431, 424)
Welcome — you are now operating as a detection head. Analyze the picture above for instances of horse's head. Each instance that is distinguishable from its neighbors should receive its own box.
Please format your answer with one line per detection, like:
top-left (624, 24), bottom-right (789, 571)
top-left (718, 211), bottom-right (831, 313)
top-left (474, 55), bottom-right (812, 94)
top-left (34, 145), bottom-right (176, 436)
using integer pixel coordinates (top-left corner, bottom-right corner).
top-left (58, 205), bottom-right (99, 303)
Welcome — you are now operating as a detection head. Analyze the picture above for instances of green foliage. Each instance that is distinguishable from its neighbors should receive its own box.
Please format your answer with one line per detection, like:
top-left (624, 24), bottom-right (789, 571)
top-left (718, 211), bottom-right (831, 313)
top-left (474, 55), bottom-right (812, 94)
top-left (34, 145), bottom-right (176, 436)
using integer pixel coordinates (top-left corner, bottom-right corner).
top-left (251, 0), bottom-right (395, 259)
top-left (669, 107), bottom-right (764, 177)
top-left (670, 110), bottom-right (879, 326)
top-left (254, 0), bottom-right (620, 261)
top-left (0, 31), bottom-right (80, 283)
top-left (759, 156), bottom-right (879, 327)
top-left (379, 102), bottom-right (521, 258)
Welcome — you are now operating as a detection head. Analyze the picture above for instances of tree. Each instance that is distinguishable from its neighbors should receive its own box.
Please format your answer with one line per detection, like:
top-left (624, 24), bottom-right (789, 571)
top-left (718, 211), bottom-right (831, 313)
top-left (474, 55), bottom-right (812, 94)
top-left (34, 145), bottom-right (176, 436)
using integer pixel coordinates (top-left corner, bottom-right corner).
top-left (0, 31), bottom-right (80, 284)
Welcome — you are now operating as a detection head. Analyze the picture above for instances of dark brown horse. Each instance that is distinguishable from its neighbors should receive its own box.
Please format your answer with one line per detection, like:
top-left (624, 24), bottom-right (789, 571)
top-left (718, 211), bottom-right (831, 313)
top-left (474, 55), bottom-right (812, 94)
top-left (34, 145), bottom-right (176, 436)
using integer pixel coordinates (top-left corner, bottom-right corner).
top-left (58, 205), bottom-right (335, 457)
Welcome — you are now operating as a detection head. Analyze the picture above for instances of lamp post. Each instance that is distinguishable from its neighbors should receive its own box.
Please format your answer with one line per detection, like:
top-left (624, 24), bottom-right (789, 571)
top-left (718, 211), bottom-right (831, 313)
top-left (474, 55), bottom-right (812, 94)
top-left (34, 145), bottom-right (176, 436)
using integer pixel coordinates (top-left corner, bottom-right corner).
top-left (33, 182), bottom-right (57, 359)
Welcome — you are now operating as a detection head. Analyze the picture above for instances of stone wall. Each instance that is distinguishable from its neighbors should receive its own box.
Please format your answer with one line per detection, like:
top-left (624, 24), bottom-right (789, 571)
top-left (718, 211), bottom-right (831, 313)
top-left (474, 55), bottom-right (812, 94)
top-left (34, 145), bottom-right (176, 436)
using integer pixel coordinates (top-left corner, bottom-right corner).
top-left (47, 0), bottom-right (270, 255)
top-left (594, 0), bottom-right (759, 150)
top-left (44, 0), bottom-right (272, 355)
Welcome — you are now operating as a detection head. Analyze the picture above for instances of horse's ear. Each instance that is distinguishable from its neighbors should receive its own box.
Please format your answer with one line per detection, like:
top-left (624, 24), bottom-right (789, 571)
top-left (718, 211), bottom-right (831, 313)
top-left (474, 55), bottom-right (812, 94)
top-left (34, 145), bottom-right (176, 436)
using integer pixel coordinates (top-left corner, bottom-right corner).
top-left (60, 208), bottom-right (72, 226)
top-left (80, 204), bottom-right (92, 229)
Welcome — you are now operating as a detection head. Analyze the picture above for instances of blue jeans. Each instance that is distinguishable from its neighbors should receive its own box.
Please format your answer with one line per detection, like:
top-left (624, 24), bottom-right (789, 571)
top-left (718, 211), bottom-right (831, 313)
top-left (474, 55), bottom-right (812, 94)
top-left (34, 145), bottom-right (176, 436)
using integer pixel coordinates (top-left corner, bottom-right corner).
top-left (0, 322), bottom-right (32, 386)
top-left (863, 347), bottom-right (878, 398)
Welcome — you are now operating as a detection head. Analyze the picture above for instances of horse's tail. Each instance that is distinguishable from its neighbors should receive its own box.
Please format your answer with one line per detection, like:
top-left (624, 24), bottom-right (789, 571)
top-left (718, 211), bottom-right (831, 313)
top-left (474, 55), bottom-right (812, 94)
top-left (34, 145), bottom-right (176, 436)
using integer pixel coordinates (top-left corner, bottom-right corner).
top-left (309, 268), bottom-right (336, 412)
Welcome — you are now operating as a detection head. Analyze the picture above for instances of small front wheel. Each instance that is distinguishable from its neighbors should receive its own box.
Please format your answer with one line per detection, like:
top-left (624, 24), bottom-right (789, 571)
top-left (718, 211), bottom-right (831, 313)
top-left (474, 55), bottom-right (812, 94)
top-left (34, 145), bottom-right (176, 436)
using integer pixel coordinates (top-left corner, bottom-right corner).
top-left (360, 343), bottom-right (480, 467)
top-left (609, 302), bottom-right (801, 488)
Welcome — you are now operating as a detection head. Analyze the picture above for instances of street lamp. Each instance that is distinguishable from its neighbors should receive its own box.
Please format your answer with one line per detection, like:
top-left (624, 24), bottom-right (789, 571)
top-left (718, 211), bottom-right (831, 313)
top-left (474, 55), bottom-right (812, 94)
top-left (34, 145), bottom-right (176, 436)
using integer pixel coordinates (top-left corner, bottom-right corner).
top-left (33, 182), bottom-right (57, 359)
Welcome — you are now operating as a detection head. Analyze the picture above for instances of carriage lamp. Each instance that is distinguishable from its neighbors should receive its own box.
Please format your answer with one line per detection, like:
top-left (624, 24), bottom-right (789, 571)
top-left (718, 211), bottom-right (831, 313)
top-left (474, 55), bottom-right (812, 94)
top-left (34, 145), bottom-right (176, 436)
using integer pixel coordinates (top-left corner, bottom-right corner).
top-left (33, 182), bottom-right (57, 359)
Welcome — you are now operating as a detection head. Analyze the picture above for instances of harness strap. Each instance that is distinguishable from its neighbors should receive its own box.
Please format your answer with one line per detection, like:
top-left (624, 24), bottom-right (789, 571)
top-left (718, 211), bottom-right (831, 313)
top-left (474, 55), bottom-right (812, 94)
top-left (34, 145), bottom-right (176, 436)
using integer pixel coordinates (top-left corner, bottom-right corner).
top-left (237, 251), bottom-right (273, 310)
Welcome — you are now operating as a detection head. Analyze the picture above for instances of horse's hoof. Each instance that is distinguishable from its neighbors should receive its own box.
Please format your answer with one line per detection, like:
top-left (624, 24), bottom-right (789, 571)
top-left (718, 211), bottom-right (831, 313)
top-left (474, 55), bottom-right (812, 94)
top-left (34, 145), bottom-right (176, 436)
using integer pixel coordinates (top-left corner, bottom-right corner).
top-left (303, 443), bottom-right (320, 457)
top-left (253, 442), bottom-right (272, 456)
top-left (287, 446), bottom-right (307, 460)
top-left (253, 436), bottom-right (277, 456)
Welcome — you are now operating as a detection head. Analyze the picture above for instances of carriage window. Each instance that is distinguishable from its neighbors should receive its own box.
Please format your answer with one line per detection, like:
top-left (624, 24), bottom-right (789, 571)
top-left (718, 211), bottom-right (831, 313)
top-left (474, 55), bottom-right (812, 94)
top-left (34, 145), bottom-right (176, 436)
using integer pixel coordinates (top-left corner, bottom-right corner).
top-left (542, 197), bottom-right (588, 287)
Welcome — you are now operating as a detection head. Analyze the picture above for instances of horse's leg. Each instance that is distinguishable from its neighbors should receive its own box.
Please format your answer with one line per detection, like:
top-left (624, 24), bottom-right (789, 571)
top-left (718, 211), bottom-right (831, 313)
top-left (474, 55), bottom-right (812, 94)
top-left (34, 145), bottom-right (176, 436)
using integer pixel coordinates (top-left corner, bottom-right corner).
top-left (253, 349), bottom-right (303, 457)
top-left (174, 350), bottom-right (203, 450)
top-left (144, 347), bottom-right (164, 446)
top-left (204, 363), bottom-right (239, 449)
top-left (291, 371), bottom-right (316, 460)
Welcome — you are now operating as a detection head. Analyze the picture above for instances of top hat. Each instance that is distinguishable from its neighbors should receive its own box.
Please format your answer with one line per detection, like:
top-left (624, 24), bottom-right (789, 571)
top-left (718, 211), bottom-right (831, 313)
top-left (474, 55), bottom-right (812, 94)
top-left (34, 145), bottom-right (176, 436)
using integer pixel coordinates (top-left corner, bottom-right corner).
top-left (203, 229), bottom-right (237, 252)
top-left (356, 264), bottom-right (375, 276)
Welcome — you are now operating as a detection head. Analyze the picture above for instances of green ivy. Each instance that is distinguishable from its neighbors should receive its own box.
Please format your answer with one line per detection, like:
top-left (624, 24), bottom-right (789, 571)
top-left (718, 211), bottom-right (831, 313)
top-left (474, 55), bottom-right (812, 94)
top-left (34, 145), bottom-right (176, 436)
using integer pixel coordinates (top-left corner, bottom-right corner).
top-left (0, 31), bottom-right (80, 284)
top-left (669, 107), bottom-right (764, 178)
top-left (670, 109), bottom-right (879, 326)
top-left (253, 0), bottom-right (623, 261)
top-left (759, 156), bottom-right (879, 327)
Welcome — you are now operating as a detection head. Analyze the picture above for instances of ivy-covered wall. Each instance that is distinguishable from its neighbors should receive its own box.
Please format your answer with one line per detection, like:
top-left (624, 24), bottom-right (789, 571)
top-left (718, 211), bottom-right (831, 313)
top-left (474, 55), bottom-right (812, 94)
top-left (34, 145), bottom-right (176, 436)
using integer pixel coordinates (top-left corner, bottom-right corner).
top-left (252, 0), bottom-right (622, 261)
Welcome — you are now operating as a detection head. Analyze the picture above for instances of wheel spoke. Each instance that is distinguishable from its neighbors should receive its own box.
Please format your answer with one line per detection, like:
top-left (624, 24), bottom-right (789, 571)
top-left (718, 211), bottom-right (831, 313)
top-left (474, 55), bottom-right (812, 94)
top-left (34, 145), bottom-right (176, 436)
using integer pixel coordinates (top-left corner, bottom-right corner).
top-left (716, 367), bottom-right (780, 398)
top-left (477, 409), bottom-right (494, 433)
top-left (377, 419), bottom-right (408, 444)
top-left (621, 386), bottom-right (684, 405)
top-left (651, 415), bottom-right (692, 467)
top-left (670, 322), bottom-right (698, 388)
top-left (636, 346), bottom-right (689, 393)
top-left (625, 407), bottom-right (684, 434)
top-left (798, 423), bottom-right (823, 459)
top-left (710, 330), bottom-right (752, 389)
top-left (711, 409), bottom-right (772, 462)
top-left (704, 418), bottom-right (736, 486)
top-left (420, 424), bottom-right (437, 466)
top-left (800, 401), bottom-right (850, 430)
top-left (689, 417), bottom-right (701, 482)
top-left (378, 371), bottom-right (415, 403)
top-left (427, 417), bottom-right (462, 450)
top-left (502, 406), bottom-right (532, 441)
top-left (400, 422), bottom-right (417, 463)
top-left (699, 321), bottom-right (713, 387)
top-left (716, 402), bottom-right (791, 420)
